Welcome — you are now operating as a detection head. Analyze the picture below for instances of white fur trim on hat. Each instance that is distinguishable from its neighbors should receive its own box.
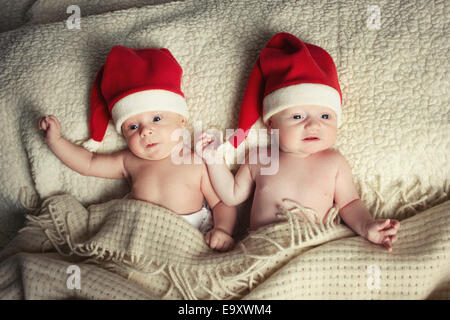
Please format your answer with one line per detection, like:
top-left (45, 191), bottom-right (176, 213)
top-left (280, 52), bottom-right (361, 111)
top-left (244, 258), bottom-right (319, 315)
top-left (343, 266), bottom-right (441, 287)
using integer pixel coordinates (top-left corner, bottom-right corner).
top-left (112, 89), bottom-right (188, 134)
top-left (263, 83), bottom-right (342, 126)
top-left (81, 138), bottom-right (102, 152)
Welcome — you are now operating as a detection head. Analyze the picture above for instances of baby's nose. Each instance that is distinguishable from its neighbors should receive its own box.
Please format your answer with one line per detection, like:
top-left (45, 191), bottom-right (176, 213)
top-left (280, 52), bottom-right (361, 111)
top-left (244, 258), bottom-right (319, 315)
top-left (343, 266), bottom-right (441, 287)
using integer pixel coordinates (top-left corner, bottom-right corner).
top-left (140, 125), bottom-right (154, 137)
top-left (304, 117), bottom-right (320, 128)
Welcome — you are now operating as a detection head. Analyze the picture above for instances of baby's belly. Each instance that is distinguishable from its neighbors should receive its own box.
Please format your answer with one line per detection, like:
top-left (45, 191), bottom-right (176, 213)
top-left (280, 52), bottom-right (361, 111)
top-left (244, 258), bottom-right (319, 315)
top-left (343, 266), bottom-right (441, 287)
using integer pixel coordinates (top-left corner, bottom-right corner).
top-left (250, 187), bottom-right (335, 230)
top-left (130, 185), bottom-right (205, 215)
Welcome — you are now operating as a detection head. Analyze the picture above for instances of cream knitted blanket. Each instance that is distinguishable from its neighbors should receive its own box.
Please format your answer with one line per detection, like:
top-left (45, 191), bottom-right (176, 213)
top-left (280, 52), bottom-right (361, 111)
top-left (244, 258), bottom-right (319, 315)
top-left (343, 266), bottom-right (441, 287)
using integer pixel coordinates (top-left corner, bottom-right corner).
top-left (1, 194), bottom-right (449, 299)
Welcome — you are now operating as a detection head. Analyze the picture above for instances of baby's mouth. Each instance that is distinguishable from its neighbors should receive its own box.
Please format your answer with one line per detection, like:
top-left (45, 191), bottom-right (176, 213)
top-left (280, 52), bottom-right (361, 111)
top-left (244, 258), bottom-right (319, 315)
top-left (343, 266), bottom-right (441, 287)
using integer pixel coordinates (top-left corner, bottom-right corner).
top-left (302, 136), bottom-right (320, 141)
top-left (146, 143), bottom-right (158, 148)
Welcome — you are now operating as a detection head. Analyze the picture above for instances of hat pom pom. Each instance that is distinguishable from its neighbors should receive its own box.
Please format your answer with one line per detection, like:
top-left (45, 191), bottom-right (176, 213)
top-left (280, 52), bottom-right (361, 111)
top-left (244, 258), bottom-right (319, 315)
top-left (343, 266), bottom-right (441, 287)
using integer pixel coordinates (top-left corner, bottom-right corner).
top-left (82, 138), bottom-right (102, 152)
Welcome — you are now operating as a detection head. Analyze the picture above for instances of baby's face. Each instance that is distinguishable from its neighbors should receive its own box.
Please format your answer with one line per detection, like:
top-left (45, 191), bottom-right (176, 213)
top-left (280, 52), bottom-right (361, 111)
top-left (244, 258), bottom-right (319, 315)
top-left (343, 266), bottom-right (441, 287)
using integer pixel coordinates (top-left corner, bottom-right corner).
top-left (121, 111), bottom-right (186, 160)
top-left (267, 105), bottom-right (338, 157)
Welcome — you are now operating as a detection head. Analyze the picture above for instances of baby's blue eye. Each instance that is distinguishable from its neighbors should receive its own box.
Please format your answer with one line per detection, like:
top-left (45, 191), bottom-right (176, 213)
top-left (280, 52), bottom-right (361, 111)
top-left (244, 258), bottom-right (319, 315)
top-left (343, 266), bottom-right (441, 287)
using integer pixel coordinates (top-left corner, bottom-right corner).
top-left (129, 124), bottom-right (138, 130)
top-left (293, 114), bottom-right (303, 120)
top-left (321, 114), bottom-right (330, 119)
top-left (153, 116), bottom-right (162, 122)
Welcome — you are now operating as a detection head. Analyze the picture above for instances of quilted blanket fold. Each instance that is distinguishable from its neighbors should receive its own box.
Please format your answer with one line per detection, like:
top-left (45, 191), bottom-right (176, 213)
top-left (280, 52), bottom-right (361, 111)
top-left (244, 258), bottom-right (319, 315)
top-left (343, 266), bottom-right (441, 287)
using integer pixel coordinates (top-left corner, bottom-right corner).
top-left (1, 194), bottom-right (449, 299)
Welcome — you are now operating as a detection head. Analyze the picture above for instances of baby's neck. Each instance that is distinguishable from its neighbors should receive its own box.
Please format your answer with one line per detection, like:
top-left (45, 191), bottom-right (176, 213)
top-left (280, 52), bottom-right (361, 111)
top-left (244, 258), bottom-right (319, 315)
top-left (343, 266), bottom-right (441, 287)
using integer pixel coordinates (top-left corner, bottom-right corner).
top-left (279, 148), bottom-right (331, 160)
top-left (279, 149), bottom-right (313, 159)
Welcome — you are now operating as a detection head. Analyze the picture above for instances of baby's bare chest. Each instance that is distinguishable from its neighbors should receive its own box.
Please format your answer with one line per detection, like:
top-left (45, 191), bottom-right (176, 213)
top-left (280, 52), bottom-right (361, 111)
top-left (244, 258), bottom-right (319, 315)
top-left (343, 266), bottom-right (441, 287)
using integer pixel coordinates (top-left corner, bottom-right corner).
top-left (126, 158), bottom-right (201, 191)
top-left (256, 156), bottom-right (337, 199)
top-left (123, 155), bottom-right (205, 214)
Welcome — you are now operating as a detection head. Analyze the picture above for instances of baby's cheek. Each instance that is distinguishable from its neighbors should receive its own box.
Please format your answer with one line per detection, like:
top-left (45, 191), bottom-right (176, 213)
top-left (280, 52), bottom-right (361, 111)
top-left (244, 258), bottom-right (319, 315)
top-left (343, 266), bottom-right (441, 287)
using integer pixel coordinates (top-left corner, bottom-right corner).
top-left (326, 131), bottom-right (338, 147)
top-left (276, 128), bottom-right (288, 142)
top-left (127, 138), bottom-right (142, 155)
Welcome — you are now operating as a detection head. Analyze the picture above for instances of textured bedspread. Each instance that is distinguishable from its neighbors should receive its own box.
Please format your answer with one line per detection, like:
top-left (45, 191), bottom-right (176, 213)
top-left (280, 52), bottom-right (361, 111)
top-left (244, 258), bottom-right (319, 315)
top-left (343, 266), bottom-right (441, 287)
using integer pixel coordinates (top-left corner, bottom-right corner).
top-left (0, 0), bottom-right (448, 299)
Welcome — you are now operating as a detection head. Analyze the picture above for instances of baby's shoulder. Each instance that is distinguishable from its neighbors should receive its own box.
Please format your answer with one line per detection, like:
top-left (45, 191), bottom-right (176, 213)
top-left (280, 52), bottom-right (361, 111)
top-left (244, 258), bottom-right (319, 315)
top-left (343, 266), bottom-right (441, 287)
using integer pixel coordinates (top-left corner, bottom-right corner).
top-left (121, 148), bottom-right (142, 167)
top-left (314, 148), bottom-right (349, 169)
top-left (321, 148), bottom-right (345, 160)
top-left (322, 148), bottom-right (352, 169)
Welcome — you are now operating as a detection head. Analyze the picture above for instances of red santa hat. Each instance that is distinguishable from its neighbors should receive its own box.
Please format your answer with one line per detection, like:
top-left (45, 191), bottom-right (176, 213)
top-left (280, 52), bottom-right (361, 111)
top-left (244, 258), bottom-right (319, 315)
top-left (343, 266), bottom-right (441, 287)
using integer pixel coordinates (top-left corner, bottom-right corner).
top-left (226, 32), bottom-right (342, 152)
top-left (83, 45), bottom-right (188, 151)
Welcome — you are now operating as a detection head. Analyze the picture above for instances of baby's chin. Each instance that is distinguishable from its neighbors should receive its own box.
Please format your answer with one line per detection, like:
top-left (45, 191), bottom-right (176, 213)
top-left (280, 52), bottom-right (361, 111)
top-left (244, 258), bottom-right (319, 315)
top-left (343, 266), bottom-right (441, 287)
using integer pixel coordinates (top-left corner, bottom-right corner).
top-left (129, 146), bottom-right (169, 161)
top-left (280, 143), bottom-right (332, 157)
top-left (134, 143), bottom-right (186, 161)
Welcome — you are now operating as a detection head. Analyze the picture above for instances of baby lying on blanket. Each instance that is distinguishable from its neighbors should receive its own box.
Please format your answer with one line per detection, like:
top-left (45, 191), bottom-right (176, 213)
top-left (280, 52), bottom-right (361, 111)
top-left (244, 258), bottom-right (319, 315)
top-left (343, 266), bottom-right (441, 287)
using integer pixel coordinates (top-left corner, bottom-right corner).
top-left (39, 45), bottom-right (236, 251)
top-left (197, 33), bottom-right (399, 251)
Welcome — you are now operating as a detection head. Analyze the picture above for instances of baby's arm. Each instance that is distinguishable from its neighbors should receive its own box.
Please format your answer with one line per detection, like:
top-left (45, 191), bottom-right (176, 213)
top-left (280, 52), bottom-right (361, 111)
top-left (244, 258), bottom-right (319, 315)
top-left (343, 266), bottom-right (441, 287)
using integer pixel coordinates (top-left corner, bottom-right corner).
top-left (196, 132), bottom-right (254, 206)
top-left (334, 154), bottom-right (399, 251)
top-left (39, 115), bottom-right (126, 179)
top-left (200, 160), bottom-right (237, 251)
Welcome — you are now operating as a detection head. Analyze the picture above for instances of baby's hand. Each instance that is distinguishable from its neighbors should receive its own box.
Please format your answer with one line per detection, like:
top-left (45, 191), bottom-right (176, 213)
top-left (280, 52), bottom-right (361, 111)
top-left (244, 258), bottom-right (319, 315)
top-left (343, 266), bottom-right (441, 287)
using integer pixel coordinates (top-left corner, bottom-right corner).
top-left (39, 115), bottom-right (62, 145)
top-left (365, 219), bottom-right (400, 252)
top-left (204, 228), bottom-right (234, 252)
top-left (195, 132), bottom-right (221, 164)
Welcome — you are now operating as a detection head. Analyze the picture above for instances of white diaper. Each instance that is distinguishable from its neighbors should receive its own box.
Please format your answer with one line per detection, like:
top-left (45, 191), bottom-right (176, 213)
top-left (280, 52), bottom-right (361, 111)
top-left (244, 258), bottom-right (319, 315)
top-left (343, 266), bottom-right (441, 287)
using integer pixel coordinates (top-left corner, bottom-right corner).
top-left (180, 206), bottom-right (214, 234)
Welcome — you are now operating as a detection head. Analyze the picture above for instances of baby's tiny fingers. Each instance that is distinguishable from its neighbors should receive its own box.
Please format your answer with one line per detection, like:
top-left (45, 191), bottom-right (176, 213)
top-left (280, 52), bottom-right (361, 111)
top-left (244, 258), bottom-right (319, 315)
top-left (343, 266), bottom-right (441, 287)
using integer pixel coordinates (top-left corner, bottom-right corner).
top-left (197, 133), bottom-right (208, 143)
top-left (204, 231), bottom-right (211, 245)
top-left (383, 239), bottom-right (392, 252)
top-left (48, 115), bottom-right (61, 129)
top-left (196, 140), bottom-right (209, 153)
top-left (215, 240), bottom-right (226, 251)
top-left (198, 135), bottom-right (211, 146)
top-left (210, 234), bottom-right (219, 249)
top-left (381, 228), bottom-right (398, 237)
top-left (39, 117), bottom-right (47, 130)
top-left (223, 240), bottom-right (234, 251)
top-left (377, 219), bottom-right (391, 230)
top-left (389, 234), bottom-right (398, 243)
top-left (200, 132), bottom-right (213, 140)
top-left (202, 139), bottom-right (211, 147)
top-left (205, 136), bottom-right (215, 144)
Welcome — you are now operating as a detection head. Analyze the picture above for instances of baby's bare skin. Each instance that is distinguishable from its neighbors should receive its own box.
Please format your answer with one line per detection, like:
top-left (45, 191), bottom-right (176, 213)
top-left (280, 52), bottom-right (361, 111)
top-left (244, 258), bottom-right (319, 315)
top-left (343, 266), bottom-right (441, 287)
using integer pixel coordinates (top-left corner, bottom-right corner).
top-left (197, 105), bottom-right (400, 251)
top-left (249, 149), bottom-right (352, 230)
top-left (122, 147), bottom-right (214, 214)
top-left (39, 111), bottom-right (237, 251)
